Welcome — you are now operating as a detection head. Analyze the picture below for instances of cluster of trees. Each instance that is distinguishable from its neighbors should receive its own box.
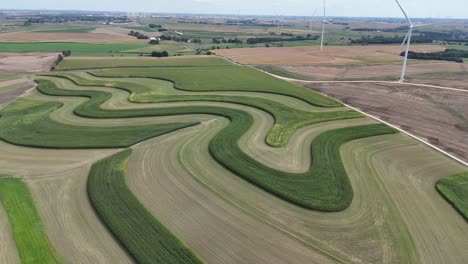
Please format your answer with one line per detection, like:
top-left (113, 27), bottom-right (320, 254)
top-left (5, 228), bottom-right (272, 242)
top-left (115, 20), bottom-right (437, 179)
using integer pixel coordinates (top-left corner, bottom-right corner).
top-left (51, 50), bottom-right (72, 70)
top-left (148, 23), bottom-right (168, 32)
top-left (195, 48), bottom-right (214, 55)
top-left (151, 51), bottom-right (169, 57)
top-left (403, 49), bottom-right (468, 63)
top-left (350, 35), bottom-right (432, 45)
top-left (148, 24), bottom-right (162, 29)
top-left (160, 35), bottom-right (172, 41)
top-left (351, 26), bottom-right (409, 32)
top-left (149, 39), bottom-right (159, 45)
top-left (415, 30), bottom-right (468, 42)
top-left (128, 31), bottom-right (149, 39)
top-left (246, 35), bottom-right (319, 45)
top-left (160, 34), bottom-right (201, 43)
top-left (212, 37), bottom-right (243, 44)
top-left (62, 50), bottom-right (72, 57)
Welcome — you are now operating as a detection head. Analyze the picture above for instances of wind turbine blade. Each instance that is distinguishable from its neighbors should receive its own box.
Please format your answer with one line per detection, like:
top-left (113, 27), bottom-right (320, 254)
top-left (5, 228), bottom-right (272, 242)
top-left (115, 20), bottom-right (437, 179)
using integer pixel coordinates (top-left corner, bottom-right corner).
top-left (401, 30), bottom-right (410, 49)
top-left (312, 8), bottom-right (319, 17)
top-left (395, 0), bottom-right (413, 26)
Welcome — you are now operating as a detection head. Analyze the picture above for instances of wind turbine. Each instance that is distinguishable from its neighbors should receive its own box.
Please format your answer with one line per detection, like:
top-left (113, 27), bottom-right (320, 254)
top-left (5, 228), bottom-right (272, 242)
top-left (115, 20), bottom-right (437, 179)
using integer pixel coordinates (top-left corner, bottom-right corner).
top-left (308, 8), bottom-right (319, 31)
top-left (274, 11), bottom-right (286, 31)
top-left (395, 0), bottom-right (414, 82)
top-left (320, 0), bottom-right (326, 51)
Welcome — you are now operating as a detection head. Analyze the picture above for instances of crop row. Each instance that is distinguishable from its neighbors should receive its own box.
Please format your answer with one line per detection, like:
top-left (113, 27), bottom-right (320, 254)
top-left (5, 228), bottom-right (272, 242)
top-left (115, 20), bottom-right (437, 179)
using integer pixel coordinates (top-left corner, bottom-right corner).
top-left (89, 65), bottom-right (341, 107)
top-left (39, 74), bottom-right (362, 146)
top-left (0, 98), bottom-right (197, 149)
top-left (32, 78), bottom-right (397, 210)
top-left (87, 149), bottom-right (204, 264)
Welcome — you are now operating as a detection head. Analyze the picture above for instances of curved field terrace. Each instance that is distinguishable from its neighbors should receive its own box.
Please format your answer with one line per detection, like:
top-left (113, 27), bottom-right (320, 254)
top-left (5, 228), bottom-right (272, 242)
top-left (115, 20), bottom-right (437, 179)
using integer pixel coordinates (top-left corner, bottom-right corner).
top-left (0, 56), bottom-right (466, 264)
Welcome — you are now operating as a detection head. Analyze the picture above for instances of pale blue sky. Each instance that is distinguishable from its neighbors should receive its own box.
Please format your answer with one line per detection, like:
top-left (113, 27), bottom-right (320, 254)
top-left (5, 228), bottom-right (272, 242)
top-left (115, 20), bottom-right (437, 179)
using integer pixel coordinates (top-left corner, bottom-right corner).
top-left (2, 0), bottom-right (468, 19)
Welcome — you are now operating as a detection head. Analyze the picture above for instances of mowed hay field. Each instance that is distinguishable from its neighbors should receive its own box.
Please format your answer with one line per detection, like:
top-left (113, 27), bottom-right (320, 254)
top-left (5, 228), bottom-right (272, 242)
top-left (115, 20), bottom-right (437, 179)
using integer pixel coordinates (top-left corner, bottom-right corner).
top-left (0, 56), bottom-right (466, 263)
top-left (0, 52), bottom-right (59, 73)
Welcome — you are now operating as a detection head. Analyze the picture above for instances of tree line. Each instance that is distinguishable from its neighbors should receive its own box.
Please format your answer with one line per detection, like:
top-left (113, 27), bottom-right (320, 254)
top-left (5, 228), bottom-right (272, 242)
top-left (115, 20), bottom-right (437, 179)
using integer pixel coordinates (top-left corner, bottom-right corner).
top-left (246, 35), bottom-right (319, 45)
top-left (403, 49), bottom-right (468, 63)
top-left (350, 35), bottom-right (432, 45)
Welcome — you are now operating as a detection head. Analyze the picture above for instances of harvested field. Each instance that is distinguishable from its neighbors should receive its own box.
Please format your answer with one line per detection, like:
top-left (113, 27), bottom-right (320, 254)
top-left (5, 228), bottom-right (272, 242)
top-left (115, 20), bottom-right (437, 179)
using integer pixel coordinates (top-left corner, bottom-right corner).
top-left (0, 178), bottom-right (62, 264)
top-left (215, 45), bottom-right (445, 65)
top-left (0, 52), bottom-right (58, 72)
top-left (26, 165), bottom-right (134, 264)
top-left (0, 202), bottom-right (20, 264)
top-left (88, 149), bottom-right (203, 263)
top-left (0, 32), bottom-right (144, 44)
top-left (276, 61), bottom-right (468, 82)
top-left (301, 81), bottom-right (468, 162)
top-left (409, 72), bottom-right (468, 90)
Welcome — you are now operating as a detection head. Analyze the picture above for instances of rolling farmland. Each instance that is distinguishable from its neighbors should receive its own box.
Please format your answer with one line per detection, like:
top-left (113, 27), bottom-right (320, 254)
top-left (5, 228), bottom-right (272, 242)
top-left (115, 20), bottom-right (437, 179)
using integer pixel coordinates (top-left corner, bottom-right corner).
top-left (0, 55), bottom-right (467, 264)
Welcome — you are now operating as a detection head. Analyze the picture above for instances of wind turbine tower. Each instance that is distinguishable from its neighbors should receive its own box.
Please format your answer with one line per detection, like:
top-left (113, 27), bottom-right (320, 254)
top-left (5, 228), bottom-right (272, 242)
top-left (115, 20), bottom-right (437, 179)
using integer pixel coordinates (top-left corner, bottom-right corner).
top-left (395, 0), bottom-right (414, 82)
top-left (320, 0), bottom-right (326, 51)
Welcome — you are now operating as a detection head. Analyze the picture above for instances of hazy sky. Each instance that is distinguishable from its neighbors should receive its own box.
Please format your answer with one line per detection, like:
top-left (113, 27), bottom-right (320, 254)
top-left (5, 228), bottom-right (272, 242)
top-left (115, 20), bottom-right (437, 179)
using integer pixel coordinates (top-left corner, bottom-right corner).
top-left (2, 0), bottom-right (468, 19)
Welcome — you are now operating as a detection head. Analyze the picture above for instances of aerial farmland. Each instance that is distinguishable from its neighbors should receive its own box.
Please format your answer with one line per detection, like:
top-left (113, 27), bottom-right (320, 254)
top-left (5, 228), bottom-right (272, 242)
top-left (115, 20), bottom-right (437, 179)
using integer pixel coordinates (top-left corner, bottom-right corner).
top-left (0, 2), bottom-right (467, 264)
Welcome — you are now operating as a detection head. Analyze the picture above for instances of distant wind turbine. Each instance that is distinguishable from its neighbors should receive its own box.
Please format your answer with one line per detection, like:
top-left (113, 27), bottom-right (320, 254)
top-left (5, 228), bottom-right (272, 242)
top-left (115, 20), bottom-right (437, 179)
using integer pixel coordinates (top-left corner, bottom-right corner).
top-left (320, 0), bottom-right (326, 51)
top-left (308, 8), bottom-right (319, 31)
top-left (395, 0), bottom-right (414, 82)
top-left (275, 11), bottom-right (286, 31)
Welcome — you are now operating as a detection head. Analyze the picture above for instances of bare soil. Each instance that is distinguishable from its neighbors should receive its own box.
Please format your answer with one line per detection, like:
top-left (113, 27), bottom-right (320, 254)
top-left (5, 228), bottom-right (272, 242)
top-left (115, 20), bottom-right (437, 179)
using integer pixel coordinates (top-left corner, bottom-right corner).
top-left (300, 81), bottom-right (468, 162)
top-left (278, 61), bottom-right (468, 84)
top-left (0, 52), bottom-right (59, 72)
top-left (0, 85), bottom-right (34, 104)
top-left (409, 73), bottom-right (468, 90)
top-left (215, 45), bottom-right (445, 65)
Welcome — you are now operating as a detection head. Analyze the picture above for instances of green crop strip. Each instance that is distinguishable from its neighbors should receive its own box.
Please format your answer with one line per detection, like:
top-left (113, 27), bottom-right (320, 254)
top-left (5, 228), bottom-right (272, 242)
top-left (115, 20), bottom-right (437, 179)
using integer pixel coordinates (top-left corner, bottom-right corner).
top-left (0, 98), bottom-right (197, 149)
top-left (38, 74), bottom-right (362, 146)
top-left (436, 172), bottom-right (468, 221)
top-left (0, 178), bottom-right (62, 264)
top-left (56, 57), bottom-right (234, 70)
top-left (89, 66), bottom-right (341, 107)
top-left (87, 149), bottom-right (204, 264)
top-left (31, 78), bottom-right (397, 210)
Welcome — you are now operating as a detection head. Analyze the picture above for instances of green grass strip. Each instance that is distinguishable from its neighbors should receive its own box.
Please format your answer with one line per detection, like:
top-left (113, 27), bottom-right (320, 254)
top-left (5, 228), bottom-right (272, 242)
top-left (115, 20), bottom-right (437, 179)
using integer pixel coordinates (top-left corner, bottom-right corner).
top-left (87, 149), bottom-right (204, 264)
top-left (0, 178), bottom-right (62, 263)
top-left (0, 98), bottom-right (197, 149)
top-left (31, 79), bottom-right (397, 211)
top-left (436, 172), bottom-right (468, 221)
